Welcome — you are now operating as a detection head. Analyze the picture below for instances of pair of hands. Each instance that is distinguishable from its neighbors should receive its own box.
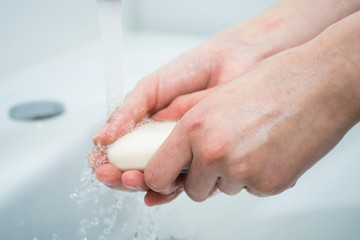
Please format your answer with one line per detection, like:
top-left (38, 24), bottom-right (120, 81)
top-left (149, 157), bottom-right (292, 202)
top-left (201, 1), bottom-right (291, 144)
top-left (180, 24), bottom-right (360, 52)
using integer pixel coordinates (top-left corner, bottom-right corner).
top-left (88, 1), bottom-right (360, 206)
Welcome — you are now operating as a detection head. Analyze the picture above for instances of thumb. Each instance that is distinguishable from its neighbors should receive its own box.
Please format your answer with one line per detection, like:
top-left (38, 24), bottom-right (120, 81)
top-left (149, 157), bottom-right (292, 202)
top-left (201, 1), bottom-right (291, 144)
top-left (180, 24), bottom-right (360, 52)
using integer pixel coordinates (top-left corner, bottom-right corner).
top-left (144, 120), bottom-right (192, 194)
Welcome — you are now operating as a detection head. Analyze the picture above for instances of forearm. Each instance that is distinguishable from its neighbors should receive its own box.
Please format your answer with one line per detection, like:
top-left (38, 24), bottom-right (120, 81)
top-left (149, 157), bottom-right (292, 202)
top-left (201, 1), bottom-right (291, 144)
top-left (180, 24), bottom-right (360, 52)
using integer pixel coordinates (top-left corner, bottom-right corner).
top-left (223, 0), bottom-right (360, 62)
top-left (326, 11), bottom-right (360, 124)
top-left (305, 10), bottom-right (360, 126)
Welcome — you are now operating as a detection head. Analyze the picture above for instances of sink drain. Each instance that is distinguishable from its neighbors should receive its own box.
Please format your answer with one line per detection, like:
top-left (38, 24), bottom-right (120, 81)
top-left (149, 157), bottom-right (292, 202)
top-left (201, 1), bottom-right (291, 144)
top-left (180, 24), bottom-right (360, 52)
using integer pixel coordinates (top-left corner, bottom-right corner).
top-left (9, 100), bottom-right (65, 121)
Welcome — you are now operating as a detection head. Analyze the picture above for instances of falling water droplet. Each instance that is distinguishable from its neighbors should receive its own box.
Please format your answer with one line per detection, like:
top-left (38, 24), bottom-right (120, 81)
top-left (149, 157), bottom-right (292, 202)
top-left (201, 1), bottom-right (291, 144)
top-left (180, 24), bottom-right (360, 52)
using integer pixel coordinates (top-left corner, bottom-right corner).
top-left (91, 217), bottom-right (100, 226)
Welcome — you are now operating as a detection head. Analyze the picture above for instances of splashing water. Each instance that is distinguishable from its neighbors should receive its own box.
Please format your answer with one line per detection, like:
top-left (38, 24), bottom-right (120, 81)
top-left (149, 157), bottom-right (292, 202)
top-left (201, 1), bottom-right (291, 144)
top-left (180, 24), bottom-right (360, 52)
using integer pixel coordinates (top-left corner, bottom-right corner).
top-left (78, 0), bottom-right (156, 238)
top-left (71, 167), bottom-right (167, 239)
top-left (70, 1), bottom-right (186, 239)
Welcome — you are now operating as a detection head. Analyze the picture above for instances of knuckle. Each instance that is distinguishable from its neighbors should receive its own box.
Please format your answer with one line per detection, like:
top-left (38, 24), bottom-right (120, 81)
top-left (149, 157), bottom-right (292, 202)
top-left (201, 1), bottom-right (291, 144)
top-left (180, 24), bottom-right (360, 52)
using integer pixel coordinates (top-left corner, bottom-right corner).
top-left (182, 112), bottom-right (207, 134)
top-left (185, 114), bottom-right (206, 133)
top-left (227, 160), bottom-right (255, 181)
top-left (216, 177), bottom-right (244, 196)
top-left (206, 141), bottom-right (227, 159)
top-left (253, 180), bottom-right (285, 196)
top-left (197, 143), bottom-right (227, 167)
top-left (217, 185), bottom-right (240, 196)
top-left (216, 176), bottom-right (245, 196)
top-left (259, 186), bottom-right (279, 196)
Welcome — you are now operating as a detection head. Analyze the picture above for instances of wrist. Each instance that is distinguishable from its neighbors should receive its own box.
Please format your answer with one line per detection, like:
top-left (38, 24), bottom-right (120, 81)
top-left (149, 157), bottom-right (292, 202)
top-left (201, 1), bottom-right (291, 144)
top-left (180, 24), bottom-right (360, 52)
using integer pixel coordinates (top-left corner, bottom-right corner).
top-left (330, 13), bottom-right (360, 124)
top-left (218, 0), bottom-right (360, 64)
top-left (308, 11), bottom-right (360, 126)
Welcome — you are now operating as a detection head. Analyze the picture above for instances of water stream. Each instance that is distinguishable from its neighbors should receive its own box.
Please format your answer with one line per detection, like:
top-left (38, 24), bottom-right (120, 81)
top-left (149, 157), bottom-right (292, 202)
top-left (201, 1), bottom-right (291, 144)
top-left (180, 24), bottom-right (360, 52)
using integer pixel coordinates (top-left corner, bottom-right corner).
top-left (71, 1), bottom-right (170, 239)
top-left (97, 0), bottom-right (124, 116)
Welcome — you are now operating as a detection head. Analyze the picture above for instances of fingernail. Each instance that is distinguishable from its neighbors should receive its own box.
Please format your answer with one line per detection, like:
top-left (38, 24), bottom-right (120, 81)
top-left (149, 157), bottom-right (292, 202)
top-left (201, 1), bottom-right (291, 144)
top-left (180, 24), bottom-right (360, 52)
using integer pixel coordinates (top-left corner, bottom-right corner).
top-left (103, 181), bottom-right (118, 187)
top-left (125, 186), bottom-right (138, 191)
top-left (126, 185), bottom-right (143, 191)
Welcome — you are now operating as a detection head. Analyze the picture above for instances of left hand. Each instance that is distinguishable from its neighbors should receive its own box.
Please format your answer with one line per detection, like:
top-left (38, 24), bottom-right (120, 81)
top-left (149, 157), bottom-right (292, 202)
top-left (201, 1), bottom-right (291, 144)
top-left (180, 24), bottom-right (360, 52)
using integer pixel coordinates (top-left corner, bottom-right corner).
top-left (87, 21), bottom-right (276, 200)
top-left (143, 17), bottom-right (360, 205)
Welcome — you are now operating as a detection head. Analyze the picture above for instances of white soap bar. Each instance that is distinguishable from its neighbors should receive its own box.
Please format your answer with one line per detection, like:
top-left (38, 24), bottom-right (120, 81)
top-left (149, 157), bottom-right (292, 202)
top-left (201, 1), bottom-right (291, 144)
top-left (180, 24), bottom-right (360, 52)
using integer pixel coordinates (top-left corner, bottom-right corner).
top-left (107, 121), bottom-right (177, 171)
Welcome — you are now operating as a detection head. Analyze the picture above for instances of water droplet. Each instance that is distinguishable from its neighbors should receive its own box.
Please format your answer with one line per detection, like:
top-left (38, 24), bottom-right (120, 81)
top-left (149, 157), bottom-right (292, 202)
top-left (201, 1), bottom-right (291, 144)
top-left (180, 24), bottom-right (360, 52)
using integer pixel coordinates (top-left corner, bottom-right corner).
top-left (70, 193), bottom-right (78, 199)
top-left (103, 228), bottom-right (111, 235)
top-left (91, 217), bottom-right (99, 226)
top-left (115, 199), bottom-right (124, 209)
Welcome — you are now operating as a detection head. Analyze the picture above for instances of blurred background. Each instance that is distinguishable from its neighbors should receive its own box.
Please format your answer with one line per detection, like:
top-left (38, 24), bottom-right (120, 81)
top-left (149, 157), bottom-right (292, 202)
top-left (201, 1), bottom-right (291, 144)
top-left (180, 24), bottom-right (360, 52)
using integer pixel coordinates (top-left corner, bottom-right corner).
top-left (1, 1), bottom-right (360, 240)
top-left (0, 0), bottom-right (276, 78)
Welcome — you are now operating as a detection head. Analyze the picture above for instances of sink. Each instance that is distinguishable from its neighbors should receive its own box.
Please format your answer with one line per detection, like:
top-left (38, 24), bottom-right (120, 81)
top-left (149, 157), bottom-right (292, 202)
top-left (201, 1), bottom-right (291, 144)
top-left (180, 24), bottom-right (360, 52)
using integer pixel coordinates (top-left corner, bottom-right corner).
top-left (0, 31), bottom-right (359, 240)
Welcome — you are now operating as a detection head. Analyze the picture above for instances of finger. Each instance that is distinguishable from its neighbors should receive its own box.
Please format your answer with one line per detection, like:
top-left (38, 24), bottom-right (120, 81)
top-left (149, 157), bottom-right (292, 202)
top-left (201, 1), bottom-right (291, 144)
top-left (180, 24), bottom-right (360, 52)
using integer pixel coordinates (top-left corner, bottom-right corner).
top-left (184, 157), bottom-right (219, 202)
top-left (93, 48), bottom-right (212, 146)
top-left (144, 173), bottom-right (186, 206)
top-left (121, 170), bottom-right (149, 191)
top-left (216, 177), bottom-right (245, 195)
top-left (96, 164), bottom-right (146, 192)
top-left (144, 188), bottom-right (184, 207)
top-left (95, 164), bottom-right (128, 191)
top-left (144, 122), bottom-right (192, 194)
top-left (153, 174), bottom-right (186, 195)
top-left (92, 100), bottom-right (146, 146)
top-left (152, 87), bottom-right (218, 121)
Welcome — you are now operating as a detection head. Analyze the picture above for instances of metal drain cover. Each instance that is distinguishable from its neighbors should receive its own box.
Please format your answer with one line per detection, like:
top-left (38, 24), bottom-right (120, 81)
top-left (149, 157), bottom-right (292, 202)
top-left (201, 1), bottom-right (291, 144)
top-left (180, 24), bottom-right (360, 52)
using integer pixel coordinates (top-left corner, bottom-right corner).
top-left (9, 100), bottom-right (65, 121)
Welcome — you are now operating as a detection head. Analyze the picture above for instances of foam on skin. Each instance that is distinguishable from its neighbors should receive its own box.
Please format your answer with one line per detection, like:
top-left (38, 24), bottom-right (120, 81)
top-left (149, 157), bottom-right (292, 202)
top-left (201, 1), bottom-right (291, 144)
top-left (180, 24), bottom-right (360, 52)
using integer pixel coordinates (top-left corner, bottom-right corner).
top-left (107, 121), bottom-right (177, 171)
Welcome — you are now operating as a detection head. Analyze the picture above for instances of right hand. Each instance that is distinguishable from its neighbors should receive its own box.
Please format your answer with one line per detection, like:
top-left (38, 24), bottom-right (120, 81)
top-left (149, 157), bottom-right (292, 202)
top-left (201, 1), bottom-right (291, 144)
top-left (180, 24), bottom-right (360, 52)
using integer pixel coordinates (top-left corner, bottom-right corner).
top-left (88, 0), bottom-right (360, 201)
top-left (87, 25), bottom-right (266, 194)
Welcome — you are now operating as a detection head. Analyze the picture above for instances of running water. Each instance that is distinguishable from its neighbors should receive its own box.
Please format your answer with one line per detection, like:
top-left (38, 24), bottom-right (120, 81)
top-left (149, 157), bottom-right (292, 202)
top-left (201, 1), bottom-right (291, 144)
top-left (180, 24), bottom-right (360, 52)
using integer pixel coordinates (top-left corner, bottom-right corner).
top-left (97, 0), bottom-right (124, 116)
top-left (70, 1), bottom-right (172, 239)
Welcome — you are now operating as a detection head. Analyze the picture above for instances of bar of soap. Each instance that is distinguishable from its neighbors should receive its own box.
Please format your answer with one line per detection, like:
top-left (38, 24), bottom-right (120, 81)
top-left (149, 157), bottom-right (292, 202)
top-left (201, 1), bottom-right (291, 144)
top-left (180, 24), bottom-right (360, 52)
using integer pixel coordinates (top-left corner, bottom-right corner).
top-left (107, 121), bottom-right (177, 171)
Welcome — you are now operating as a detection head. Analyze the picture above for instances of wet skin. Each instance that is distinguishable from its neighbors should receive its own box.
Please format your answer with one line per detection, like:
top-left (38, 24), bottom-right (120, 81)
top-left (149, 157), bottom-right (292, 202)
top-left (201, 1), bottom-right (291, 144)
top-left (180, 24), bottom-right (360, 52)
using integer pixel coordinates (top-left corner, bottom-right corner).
top-left (89, 1), bottom-right (360, 206)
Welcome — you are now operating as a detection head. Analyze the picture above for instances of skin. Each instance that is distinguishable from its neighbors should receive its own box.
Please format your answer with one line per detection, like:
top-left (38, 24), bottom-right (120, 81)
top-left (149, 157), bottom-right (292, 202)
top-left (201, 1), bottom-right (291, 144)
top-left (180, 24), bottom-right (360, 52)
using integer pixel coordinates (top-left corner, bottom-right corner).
top-left (146, 14), bottom-right (360, 202)
top-left (89, 0), bottom-right (360, 206)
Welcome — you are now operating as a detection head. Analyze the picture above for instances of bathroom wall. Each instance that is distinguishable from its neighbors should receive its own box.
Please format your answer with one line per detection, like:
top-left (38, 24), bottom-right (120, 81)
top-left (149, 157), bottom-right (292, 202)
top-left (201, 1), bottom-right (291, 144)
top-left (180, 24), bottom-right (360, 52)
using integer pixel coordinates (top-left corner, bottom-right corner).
top-left (0, 0), bottom-right (100, 78)
top-left (0, 0), bottom-right (276, 78)
top-left (125, 0), bottom-right (277, 35)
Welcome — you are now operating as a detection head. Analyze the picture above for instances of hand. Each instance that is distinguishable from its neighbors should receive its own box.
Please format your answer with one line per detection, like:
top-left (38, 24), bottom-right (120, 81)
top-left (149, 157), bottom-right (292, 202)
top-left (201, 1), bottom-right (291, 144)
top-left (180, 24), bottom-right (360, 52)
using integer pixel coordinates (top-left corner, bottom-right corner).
top-left (89, 0), bottom-right (360, 204)
top-left (88, 25), bottom-right (266, 198)
top-left (144, 13), bottom-right (360, 205)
